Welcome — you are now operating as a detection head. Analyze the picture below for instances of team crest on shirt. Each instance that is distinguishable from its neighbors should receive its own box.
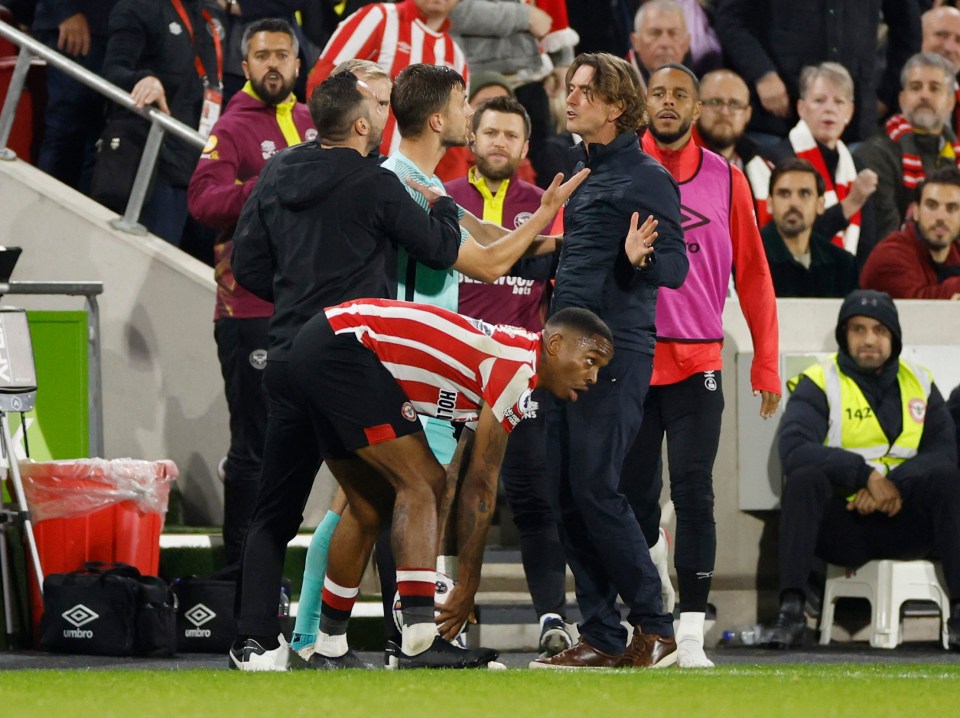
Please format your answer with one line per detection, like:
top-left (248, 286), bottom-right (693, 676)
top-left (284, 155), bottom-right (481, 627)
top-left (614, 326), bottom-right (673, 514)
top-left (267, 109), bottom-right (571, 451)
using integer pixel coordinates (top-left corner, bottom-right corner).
top-left (517, 389), bottom-right (538, 419)
top-left (513, 212), bottom-right (533, 229)
top-left (704, 371), bottom-right (717, 391)
top-left (909, 398), bottom-right (926, 424)
top-left (305, 128), bottom-right (318, 142)
top-left (168, 22), bottom-right (182, 36)
top-left (261, 140), bottom-right (278, 160)
top-left (401, 402), bottom-right (417, 422)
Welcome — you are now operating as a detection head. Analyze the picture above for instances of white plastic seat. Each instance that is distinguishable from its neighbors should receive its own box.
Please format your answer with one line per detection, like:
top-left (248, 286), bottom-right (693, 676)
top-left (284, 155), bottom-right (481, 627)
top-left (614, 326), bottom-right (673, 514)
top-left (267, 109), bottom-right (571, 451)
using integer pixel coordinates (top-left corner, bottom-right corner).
top-left (818, 560), bottom-right (950, 649)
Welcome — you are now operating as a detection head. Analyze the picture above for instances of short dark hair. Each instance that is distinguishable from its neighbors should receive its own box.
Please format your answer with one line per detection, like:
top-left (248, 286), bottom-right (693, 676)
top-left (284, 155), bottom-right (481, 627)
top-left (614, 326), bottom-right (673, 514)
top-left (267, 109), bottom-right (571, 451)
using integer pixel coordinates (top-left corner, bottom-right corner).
top-left (241, 18), bottom-right (299, 59)
top-left (917, 167), bottom-right (960, 199)
top-left (391, 64), bottom-right (466, 139)
top-left (471, 95), bottom-right (532, 139)
top-left (546, 307), bottom-right (614, 347)
top-left (769, 157), bottom-right (826, 197)
top-left (651, 63), bottom-right (700, 97)
top-left (565, 53), bottom-right (645, 134)
top-left (309, 71), bottom-right (366, 143)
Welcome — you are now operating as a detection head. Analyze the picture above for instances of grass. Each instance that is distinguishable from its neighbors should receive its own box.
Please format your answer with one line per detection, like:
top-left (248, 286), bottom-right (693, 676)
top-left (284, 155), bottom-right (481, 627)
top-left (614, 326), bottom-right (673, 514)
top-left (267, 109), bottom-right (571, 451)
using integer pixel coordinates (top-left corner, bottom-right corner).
top-left (3, 664), bottom-right (960, 718)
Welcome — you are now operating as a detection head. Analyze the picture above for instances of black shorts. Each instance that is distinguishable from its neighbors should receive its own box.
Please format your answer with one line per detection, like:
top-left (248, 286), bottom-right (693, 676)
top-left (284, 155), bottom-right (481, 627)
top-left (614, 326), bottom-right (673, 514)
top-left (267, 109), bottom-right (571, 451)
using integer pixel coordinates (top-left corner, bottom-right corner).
top-left (288, 312), bottom-right (424, 459)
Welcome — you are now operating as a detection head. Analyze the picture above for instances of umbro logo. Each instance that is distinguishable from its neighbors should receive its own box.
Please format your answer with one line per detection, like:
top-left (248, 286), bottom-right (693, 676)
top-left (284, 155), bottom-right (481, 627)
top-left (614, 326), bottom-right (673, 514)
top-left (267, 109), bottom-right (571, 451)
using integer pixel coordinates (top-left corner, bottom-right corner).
top-left (680, 204), bottom-right (710, 232)
top-left (62, 604), bottom-right (99, 628)
top-left (185, 603), bottom-right (217, 628)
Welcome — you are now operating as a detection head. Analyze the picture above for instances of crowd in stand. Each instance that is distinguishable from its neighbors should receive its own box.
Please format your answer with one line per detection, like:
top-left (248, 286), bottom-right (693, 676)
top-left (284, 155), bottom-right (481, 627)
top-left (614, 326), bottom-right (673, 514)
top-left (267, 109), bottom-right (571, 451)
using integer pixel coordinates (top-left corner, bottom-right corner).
top-left (3, 0), bottom-right (960, 668)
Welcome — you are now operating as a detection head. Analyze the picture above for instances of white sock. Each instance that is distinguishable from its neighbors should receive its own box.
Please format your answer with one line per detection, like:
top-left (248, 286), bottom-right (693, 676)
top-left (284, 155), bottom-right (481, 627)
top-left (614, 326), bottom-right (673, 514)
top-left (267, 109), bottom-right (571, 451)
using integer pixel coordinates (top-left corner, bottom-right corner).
top-left (315, 631), bottom-right (348, 658)
top-left (676, 612), bottom-right (714, 668)
top-left (539, 612), bottom-right (563, 629)
top-left (436, 555), bottom-right (458, 580)
top-left (402, 622), bottom-right (437, 656)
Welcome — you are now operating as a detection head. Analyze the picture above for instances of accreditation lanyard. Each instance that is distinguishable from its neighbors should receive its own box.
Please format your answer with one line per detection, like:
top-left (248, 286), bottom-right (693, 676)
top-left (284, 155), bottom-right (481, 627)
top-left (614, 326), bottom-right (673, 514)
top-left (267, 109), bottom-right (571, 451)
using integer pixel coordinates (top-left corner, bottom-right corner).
top-left (170, 0), bottom-right (223, 139)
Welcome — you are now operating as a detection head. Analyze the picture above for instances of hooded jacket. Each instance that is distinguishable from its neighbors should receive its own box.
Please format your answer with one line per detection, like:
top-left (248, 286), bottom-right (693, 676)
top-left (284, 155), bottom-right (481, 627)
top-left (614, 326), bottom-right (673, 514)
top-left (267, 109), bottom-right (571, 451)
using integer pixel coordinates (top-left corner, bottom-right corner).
top-left (232, 142), bottom-right (462, 361)
top-left (778, 290), bottom-right (957, 496)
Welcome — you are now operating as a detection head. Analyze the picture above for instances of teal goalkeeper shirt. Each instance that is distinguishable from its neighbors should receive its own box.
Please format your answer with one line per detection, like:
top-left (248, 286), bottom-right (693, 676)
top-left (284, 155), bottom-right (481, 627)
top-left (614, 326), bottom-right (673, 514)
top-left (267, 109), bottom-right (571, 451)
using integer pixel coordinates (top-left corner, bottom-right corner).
top-left (382, 151), bottom-right (468, 311)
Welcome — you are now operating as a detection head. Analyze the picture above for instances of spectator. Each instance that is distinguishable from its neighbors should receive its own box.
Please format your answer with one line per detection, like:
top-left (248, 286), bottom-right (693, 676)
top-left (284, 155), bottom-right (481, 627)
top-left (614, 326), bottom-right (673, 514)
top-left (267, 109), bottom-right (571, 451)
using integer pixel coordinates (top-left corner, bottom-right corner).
top-left (447, 0), bottom-right (579, 189)
top-left (764, 63), bottom-right (879, 263)
top-left (100, 0), bottom-right (222, 245)
top-left (531, 53), bottom-right (688, 671)
top-left (860, 168), bottom-right (960, 299)
top-left (304, 0), bottom-right (468, 156)
top-left (715, 0), bottom-right (921, 143)
top-left (626, 0), bottom-right (689, 93)
top-left (186, 18), bottom-right (314, 569)
top-left (921, 4), bottom-right (960, 130)
top-left (762, 290), bottom-right (960, 651)
top-left (761, 158), bottom-right (859, 298)
top-left (32, 0), bottom-right (120, 194)
top-left (673, 0), bottom-right (722, 76)
top-left (693, 69), bottom-right (773, 223)
top-left (855, 53), bottom-right (959, 241)
top-left (628, 63), bottom-right (780, 668)
top-left (446, 95), bottom-right (571, 657)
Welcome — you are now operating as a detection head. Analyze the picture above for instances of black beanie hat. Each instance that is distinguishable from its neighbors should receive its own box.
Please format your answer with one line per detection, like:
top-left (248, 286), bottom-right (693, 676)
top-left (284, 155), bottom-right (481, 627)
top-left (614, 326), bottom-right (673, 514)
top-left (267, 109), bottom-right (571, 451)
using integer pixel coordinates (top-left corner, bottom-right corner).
top-left (835, 289), bottom-right (902, 359)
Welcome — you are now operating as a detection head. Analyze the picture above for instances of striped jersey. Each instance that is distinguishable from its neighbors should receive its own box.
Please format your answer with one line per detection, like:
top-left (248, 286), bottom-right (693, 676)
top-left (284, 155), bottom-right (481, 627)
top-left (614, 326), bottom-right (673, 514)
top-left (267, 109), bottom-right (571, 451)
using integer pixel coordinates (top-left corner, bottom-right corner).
top-left (306, 0), bottom-right (469, 156)
top-left (325, 298), bottom-right (541, 433)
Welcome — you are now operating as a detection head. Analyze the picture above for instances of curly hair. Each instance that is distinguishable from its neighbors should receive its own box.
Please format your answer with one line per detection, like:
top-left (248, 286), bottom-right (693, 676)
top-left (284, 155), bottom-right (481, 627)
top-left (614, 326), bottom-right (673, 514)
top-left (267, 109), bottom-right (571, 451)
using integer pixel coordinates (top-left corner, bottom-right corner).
top-left (565, 53), bottom-right (645, 134)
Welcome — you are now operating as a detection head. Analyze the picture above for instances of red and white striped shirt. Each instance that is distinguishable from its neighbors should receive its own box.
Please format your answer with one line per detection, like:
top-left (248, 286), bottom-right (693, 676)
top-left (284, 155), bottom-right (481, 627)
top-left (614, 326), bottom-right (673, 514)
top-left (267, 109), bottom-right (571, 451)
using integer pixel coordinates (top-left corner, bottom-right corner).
top-left (325, 299), bottom-right (540, 433)
top-left (306, 0), bottom-right (469, 156)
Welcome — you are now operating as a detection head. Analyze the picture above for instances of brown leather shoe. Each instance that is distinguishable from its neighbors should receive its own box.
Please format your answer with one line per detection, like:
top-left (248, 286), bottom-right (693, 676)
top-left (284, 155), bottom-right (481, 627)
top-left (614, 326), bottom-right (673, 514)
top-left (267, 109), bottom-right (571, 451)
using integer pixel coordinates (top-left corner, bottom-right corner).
top-left (529, 636), bottom-right (630, 669)
top-left (624, 630), bottom-right (678, 668)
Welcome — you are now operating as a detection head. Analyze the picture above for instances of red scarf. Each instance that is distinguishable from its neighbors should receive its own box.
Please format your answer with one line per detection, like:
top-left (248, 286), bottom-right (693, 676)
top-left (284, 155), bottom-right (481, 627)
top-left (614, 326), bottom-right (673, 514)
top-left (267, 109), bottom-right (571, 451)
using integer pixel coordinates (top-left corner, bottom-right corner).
top-left (885, 113), bottom-right (960, 189)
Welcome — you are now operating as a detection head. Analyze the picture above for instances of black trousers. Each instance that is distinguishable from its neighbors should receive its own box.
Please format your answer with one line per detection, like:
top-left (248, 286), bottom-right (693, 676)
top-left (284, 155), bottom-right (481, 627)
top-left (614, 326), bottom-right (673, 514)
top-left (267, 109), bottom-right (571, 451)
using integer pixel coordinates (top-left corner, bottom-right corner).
top-left (545, 349), bottom-right (673, 654)
top-left (779, 463), bottom-right (960, 600)
top-left (500, 392), bottom-right (567, 619)
top-left (620, 371), bottom-right (724, 613)
top-left (215, 317), bottom-right (270, 567)
top-left (236, 360), bottom-right (323, 637)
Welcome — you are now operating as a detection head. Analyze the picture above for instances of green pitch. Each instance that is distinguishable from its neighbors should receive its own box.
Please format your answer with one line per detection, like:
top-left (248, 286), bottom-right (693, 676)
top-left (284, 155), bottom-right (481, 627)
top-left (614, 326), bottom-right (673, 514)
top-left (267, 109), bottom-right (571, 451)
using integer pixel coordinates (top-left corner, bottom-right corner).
top-left (3, 665), bottom-right (960, 718)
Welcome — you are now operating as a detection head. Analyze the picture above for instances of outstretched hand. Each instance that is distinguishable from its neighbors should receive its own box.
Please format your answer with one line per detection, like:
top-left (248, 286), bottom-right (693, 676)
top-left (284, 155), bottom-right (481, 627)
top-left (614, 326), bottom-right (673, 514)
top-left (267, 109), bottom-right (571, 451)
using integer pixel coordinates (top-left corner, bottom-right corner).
top-left (407, 178), bottom-right (447, 206)
top-left (540, 169), bottom-right (590, 214)
top-left (624, 212), bottom-right (658, 268)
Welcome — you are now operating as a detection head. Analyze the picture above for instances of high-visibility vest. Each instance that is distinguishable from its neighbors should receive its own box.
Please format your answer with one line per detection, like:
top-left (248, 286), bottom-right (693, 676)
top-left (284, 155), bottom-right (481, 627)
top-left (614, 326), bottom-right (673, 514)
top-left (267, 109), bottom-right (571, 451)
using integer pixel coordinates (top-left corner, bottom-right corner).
top-left (787, 354), bottom-right (932, 476)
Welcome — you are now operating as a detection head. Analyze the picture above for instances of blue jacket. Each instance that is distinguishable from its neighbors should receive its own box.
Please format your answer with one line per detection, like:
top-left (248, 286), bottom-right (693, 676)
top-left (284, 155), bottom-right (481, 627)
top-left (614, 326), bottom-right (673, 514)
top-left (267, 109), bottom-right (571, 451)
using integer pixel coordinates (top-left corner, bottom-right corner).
top-left (551, 131), bottom-right (688, 355)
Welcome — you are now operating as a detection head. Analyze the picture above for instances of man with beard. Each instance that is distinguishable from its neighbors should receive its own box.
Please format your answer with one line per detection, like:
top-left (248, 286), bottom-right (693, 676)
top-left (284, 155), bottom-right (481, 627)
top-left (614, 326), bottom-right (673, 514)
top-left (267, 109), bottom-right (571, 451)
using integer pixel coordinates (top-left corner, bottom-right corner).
top-left (860, 168), bottom-right (960, 299)
top-left (762, 290), bottom-right (960, 651)
top-left (761, 158), bottom-right (859, 298)
top-left (188, 18), bottom-right (315, 569)
top-left (626, 63), bottom-right (780, 668)
top-left (693, 69), bottom-right (772, 223)
top-left (445, 95), bottom-right (573, 657)
top-left (856, 53), bottom-right (960, 241)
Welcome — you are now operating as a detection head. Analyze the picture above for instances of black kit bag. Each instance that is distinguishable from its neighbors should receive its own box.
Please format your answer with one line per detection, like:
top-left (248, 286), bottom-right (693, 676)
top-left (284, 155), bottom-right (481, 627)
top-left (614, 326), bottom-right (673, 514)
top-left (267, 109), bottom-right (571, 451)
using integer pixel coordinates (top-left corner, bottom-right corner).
top-left (172, 576), bottom-right (238, 653)
top-left (90, 111), bottom-right (155, 214)
top-left (39, 562), bottom-right (176, 656)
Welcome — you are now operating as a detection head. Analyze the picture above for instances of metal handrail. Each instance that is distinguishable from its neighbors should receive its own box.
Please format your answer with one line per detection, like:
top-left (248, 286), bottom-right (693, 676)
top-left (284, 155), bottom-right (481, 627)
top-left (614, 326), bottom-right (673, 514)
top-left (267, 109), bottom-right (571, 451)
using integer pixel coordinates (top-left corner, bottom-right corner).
top-left (0, 19), bottom-right (205, 235)
top-left (0, 281), bottom-right (105, 458)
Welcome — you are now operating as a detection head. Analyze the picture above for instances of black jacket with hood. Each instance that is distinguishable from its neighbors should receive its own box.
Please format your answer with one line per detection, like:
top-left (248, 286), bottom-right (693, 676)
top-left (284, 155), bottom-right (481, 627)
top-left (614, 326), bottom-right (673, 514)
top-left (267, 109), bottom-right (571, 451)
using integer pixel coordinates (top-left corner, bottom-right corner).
top-left (232, 142), bottom-right (462, 361)
top-left (778, 290), bottom-right (958, 498)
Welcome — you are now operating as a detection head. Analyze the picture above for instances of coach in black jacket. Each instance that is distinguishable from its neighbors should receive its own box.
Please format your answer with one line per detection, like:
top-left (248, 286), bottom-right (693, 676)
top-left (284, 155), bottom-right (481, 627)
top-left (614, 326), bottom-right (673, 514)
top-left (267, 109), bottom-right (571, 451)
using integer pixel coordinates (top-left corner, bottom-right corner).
top-left (715, 0), bottom-right (921, 142)
top-left (533, 53), bottom-right (688, 671)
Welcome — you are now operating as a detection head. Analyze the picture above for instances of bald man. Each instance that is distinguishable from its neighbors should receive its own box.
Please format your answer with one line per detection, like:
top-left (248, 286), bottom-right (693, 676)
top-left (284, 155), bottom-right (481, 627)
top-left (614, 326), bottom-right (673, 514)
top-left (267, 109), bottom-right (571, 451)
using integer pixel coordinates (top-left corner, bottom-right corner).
top-left (923, 5), bottom-right (960, 130)
top-left (627, 0), bottom-right (690, 92)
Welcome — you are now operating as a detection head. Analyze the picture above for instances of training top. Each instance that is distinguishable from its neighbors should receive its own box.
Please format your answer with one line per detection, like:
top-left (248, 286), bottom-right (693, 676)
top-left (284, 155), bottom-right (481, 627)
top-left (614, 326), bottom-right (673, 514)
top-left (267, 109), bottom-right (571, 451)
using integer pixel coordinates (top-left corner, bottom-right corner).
top-left (325, 298), bottom-right (541, 433)
top-left (306, 0), bottom-right (469, 156)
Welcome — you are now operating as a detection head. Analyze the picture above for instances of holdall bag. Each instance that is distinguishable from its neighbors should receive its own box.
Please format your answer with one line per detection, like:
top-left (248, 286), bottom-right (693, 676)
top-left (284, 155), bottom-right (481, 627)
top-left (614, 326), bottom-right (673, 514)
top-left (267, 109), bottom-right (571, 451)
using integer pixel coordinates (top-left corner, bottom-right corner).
top-left (172, 577), bottom-right (238, 653)
top-left (39, 562), bottom-right (176, 656)
top-left (90, 111), bottom-right (154, 214)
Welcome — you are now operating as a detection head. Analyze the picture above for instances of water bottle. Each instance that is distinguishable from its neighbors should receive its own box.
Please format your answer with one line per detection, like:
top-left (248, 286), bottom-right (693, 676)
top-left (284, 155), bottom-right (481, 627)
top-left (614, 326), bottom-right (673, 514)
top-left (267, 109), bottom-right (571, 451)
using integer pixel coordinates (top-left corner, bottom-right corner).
top-left (719, 623), bottom-right (763, 646)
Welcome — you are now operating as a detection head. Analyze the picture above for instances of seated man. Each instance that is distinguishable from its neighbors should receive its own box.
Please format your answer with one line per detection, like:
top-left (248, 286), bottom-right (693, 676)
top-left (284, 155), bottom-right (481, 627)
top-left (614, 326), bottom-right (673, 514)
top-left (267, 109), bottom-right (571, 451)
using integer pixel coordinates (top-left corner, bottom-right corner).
top-left (860, 168), bottom-right (960, 299)
top-left (761, 158), bottom-right (859, 298)
top-left (764, 290), bottom-right (960, 650)
top-left (285, 298), bottom-right (617, 668)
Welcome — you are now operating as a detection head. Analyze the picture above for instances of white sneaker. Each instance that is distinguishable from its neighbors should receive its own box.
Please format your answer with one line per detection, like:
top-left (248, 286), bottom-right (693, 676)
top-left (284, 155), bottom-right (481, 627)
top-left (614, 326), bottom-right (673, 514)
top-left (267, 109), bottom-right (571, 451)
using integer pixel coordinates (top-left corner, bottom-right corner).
top-left (649, 527), bottom-right (676, 614)
top-left (228, 634), bottom-right (291, 672)
top-left (677, 636), bottom-right (715, 668)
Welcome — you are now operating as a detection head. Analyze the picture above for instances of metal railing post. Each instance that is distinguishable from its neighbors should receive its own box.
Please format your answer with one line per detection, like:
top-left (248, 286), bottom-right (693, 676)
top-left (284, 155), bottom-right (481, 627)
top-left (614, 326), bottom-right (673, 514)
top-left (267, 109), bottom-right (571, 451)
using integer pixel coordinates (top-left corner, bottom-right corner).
top-left (109, 122), bottom-right (166, 235)
top-left (0, 46), bottom-right (34, 160)
top-left (85, 294), bottom-right (104, 457)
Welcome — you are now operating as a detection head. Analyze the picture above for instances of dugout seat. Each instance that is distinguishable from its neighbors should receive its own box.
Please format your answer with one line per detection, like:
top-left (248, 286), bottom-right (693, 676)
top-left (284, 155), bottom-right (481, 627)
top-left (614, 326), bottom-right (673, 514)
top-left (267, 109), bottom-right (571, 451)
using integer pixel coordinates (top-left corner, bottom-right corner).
top-left (818, 560), bottom-right (950, 649)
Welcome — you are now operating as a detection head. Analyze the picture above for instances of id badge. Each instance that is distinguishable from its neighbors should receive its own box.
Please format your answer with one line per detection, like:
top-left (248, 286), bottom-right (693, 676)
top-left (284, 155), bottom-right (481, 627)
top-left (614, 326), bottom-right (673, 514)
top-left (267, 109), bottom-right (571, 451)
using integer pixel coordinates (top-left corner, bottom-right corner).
top-left (198, 87), bottom-right (223, 139)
